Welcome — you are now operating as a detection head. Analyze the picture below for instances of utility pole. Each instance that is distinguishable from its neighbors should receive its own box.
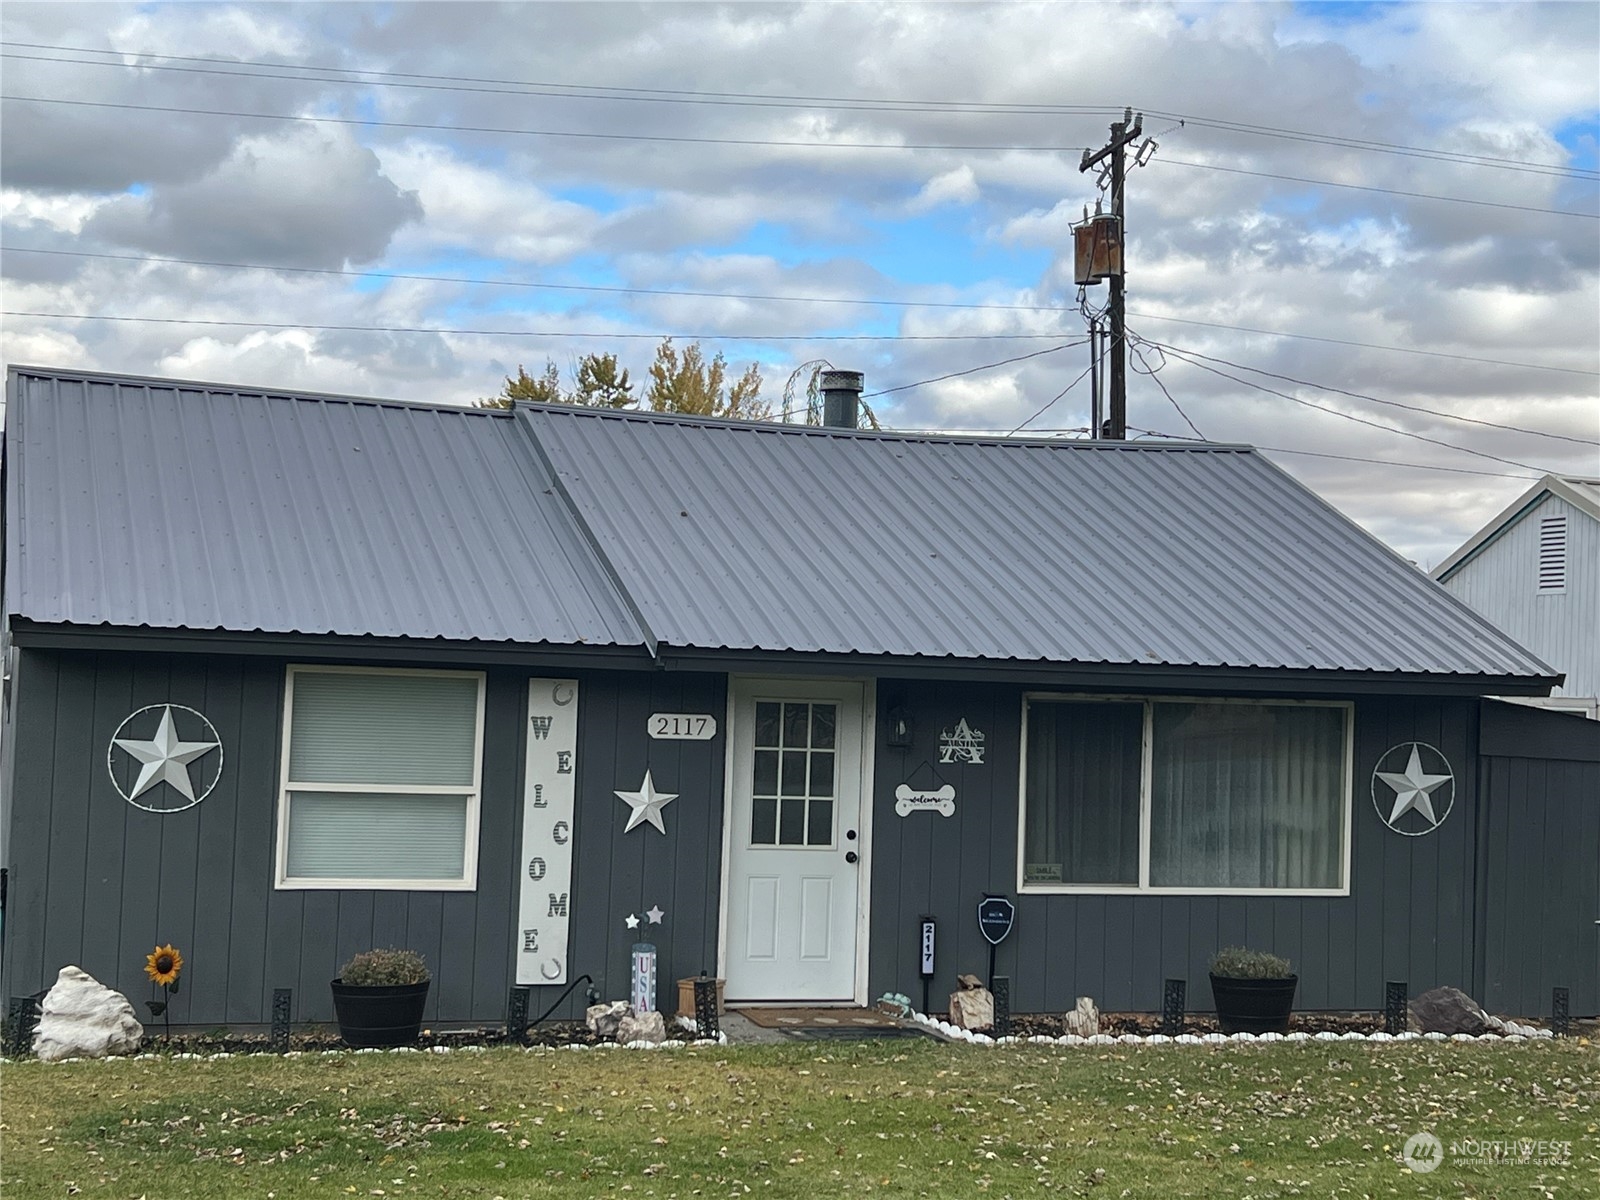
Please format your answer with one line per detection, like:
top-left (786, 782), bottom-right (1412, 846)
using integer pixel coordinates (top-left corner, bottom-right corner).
top-left (1079, 108), bottom-right (1143, 440)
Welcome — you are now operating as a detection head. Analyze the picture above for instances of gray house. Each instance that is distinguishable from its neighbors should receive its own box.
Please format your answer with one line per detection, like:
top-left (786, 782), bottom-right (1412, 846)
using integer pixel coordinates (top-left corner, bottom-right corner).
top-left (3, 365), bottom-right (1596, 1028)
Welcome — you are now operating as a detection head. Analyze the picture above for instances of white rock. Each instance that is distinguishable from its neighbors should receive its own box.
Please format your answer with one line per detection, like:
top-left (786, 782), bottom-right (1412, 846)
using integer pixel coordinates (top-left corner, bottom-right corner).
top-left (616, 1009), bottom-right (668, 1046)
top-left (32, 967), bottom-right (144, 1063)
top-left (1340, 1031), bottom-right (1366, 1041)
top-left (1314, 1031), bottom-right (1339, 1041)
top-left (1257, 1031), bottom-right (1283, 1042)
top-left (1368, 1032), bottom-right (1392, 1042)
top-left (1175, 1033), bottom-right (1202, 1045)
top-left (1118, 1033), bottom-right (1144, 1045)
top-left (585, 1001), bottom-right (631, 1038)
top-left (1229, 1032), bottom-right (1254, 1042)
top-left (1145, 1034), bottom-right (1172, 1044)
top-left (1423, 1031), bottom-right (1447, 1041)
top-left (948, 985), bottom-right (995, 1032)
top-left (1088, 1033), bottom-right (1117, 1045)
top-left (1285, 1032), bottom-right (1311, 1042)
top-left (1063, 996), bottom-right (1100, 1038)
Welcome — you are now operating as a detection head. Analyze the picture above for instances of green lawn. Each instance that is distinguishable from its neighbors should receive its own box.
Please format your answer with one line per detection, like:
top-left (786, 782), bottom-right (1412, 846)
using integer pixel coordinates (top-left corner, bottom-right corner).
top-left (2, 1039), bottom-right (1595, 1198)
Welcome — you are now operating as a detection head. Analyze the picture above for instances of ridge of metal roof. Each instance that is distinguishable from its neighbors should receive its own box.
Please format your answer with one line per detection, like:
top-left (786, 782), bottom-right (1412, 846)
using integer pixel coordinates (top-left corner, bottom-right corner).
top-left (6, 363), bottom-right (512, 418)
top-left (511, 397), bottom-right (1257, 452)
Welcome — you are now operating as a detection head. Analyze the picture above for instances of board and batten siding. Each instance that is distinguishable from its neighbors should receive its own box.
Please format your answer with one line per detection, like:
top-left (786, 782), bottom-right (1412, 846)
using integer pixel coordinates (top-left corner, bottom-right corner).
top-left (1475, 702), bottom-right (1600, 1016)
top-left (867, 680), bottom-right (1481, 1014)
top-left (1439, 492), bottom-right (1599, 700)
top-left (0, 648), bottom-right (725, 1027)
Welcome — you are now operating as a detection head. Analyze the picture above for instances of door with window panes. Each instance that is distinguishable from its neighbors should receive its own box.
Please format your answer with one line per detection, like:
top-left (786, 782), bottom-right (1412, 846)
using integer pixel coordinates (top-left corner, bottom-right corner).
top-left (724, 680), bottom-right (865, 1002)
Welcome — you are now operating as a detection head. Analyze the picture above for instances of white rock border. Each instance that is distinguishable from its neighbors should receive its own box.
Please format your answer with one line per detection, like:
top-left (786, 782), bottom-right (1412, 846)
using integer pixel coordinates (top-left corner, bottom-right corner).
top-left (907, 1011), bottom-right (1554, 1046)
top-left (1, 1029), bottom-right (730, 1065)
top-left (4, 1015), bottom-right (1562, 1064)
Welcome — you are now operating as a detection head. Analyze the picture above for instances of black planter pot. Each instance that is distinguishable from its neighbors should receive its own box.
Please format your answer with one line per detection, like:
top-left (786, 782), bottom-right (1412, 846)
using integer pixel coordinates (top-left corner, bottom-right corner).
top-left (330, 979), bottom-right (430, 1048)
top-left (1209, 973), bottom-right (1298, 1035)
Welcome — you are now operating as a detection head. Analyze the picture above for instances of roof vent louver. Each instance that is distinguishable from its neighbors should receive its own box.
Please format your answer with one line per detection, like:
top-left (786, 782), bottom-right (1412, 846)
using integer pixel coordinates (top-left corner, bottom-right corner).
top-left (1537, 514), bottom-right (1567, 591)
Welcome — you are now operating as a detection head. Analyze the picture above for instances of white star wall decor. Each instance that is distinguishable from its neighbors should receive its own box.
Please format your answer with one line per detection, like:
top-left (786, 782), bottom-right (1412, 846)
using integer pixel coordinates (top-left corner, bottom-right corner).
top-left (1371, 742), bottom-right (1455, 836)
top-left (107, 704), bottom-right (222, 813)
top-left (646, 905), bottom-right (665, 925)
top-left (625, 913), bottom-right (640, 930)
top-left (615, 770), bottom-right (678, 835)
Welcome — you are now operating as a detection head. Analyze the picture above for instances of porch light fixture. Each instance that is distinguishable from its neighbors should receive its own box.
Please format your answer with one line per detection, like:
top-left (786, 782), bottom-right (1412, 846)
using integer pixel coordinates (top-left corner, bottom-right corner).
top-left (886, 705), bottom-right (914, 748)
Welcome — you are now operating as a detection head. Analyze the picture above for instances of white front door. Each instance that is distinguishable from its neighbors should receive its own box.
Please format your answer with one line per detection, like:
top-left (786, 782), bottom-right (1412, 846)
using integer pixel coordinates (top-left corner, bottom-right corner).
top-left (723, 679), bottom-right (866, 1002)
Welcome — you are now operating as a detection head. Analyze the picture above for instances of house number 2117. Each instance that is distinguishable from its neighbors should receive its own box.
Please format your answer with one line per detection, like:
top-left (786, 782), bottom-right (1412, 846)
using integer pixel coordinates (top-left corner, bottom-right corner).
top-left (648, 713), bottom-right (717, 740)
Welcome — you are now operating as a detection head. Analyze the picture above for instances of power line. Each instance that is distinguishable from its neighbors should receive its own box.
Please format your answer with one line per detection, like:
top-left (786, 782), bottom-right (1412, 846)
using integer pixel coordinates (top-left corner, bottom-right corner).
top-left (0, 310), bottom-right (1077, 342)
top-left (0, 93), bottom-right (1092, 154)
top-left (1120, 310), bottom-right (1598, 377)
top-left (1140, 335), bottom-right (1599, 447)
top-left (861, 343), bottom-right (1083, 398)
top-left (4, 92), bottom-right (1593, 219)
top-left (10, 41), bottom-right (1593, 179)
top-left (1148, 340), bottom-right (1547, 472)
top-left (8, 246), bottom-right (1592, 377)
top-left (1130, 342), bottom-right (1204, 439)
top-left (1009, 348), bottom-right (1106, 435)
top-left (1156, 157), bottom-right (1599, 220)
top-left (1125, 427), bottom-right (1539, 480)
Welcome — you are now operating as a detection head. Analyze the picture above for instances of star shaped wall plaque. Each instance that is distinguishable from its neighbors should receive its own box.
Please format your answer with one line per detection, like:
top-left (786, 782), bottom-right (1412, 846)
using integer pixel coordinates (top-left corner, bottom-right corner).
top-left (108, 704), bottom-right (222, 813)
top-left (615, 770), bottom-right (678, 835)
top-left (1371, 742), bottom-right (1454, 836)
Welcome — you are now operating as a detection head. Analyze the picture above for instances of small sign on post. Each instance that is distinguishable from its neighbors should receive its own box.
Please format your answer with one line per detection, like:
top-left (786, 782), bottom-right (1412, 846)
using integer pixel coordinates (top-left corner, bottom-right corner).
top-left (977, 894), bottom-right (1015, 990)
top-left (918, 915), bottom-right (937, 1014)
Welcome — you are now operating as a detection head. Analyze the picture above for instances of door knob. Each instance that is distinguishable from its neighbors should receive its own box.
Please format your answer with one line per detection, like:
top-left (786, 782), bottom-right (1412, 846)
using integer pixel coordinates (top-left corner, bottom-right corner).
top-left (845, 851), bottom-right (859, 864)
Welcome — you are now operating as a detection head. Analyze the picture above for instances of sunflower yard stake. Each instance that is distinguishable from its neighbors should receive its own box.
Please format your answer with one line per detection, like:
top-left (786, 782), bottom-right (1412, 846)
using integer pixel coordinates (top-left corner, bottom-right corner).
top-left (143, 944), bottom-right (182, 1041)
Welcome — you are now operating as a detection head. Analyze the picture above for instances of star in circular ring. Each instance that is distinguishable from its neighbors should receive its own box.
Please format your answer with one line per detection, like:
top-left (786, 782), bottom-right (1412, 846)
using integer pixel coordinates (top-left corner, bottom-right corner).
top-left (107, 704), bottom-right (223, 813)
top-left (1371, 741), bottom-right (1454, 836)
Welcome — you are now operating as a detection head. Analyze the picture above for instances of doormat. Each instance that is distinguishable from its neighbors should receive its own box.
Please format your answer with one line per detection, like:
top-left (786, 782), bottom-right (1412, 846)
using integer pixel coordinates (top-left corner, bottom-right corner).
top-left (778, 1025), bottom-right (932, 1041)
top-left (736, 1006), bottom-right (903, 1030)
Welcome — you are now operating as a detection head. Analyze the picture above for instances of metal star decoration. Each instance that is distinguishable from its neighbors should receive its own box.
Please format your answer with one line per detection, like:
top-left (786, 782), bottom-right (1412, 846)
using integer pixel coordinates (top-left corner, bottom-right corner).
top-left (112, 706), bottom-right (219, 803)
top-left (1377, 744), bottom-right (1453, 827)
top-left (615, 770), bottom-right (678, 835)
top-left (624, 913), bottom-right (640, 930)
top-left (645, 905), bottom-right (665, 925)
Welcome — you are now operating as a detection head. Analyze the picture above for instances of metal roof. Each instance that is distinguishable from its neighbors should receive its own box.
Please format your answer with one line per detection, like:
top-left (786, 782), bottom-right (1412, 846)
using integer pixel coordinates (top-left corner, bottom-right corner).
top-left (4, 367), bottom-right (643, 646)
top-left (1433, 474), bottom-right (1600, 582)
top-left (2, 366), bottom-right (1556, 682)
top-left (520, 404), bottom-right (1557, 679)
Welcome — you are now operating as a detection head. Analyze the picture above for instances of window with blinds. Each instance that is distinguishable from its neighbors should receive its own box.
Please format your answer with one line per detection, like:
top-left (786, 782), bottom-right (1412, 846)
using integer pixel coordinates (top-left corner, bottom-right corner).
top-left (276, 667), bottom-right (485, 889)
top-left (1538, 514), bottom-right (1567, 592)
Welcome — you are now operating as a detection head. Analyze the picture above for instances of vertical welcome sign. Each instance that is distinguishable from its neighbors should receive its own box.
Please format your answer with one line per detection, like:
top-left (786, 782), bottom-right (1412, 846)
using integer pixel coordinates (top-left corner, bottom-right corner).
top-left (517, 679), bottom-right (578, 985)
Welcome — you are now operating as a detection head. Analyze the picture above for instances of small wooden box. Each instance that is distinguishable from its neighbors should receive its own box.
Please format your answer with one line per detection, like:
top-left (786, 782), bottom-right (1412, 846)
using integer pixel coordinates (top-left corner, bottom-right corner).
top-left (676, 977), bottom-right (726, 1019)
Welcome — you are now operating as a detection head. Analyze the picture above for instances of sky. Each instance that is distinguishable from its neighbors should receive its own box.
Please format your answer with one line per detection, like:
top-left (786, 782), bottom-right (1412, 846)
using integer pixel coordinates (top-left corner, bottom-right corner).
top-left (1, 0), bottom-right (1596, 568)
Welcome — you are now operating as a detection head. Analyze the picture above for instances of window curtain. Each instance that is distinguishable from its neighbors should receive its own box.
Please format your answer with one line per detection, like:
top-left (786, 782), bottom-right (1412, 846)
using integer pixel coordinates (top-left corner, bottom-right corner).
top-left (283, 671), bottom-right (480, 883)
top-left (1148, 703), bottom-right (1343, 888)
top-left (1024, 700), bottom-right (1142, 884)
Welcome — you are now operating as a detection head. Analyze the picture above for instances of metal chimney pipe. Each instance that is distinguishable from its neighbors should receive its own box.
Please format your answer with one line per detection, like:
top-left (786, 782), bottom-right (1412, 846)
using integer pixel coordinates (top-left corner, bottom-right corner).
top-left (819, 370), bottom-right (863, 429)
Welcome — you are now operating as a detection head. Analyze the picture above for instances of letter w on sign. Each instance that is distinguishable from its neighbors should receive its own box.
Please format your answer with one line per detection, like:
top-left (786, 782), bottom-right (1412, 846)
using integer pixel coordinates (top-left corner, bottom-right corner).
top-left (529, 716), bottom-right (554, 740)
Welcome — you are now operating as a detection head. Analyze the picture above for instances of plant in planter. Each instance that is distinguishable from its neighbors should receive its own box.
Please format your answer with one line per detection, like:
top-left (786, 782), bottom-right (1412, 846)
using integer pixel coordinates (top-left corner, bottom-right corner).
top-left (1209, 946), bottom-right (1297, 1035)
top-left (330, 949), bottom-right (431, 1048)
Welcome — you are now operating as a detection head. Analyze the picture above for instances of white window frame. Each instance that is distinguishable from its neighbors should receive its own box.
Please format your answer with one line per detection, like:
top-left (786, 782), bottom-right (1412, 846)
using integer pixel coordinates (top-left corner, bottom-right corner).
top-left (275, 664), bottom-right (486, 891)
top-left (1016, 693), bottom-right (1353, 897)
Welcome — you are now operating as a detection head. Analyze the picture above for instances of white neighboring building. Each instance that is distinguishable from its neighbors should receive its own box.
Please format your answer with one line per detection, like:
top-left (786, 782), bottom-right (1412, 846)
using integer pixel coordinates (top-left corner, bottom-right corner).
top-left (1433, 475), bottom-right (1600, 718)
